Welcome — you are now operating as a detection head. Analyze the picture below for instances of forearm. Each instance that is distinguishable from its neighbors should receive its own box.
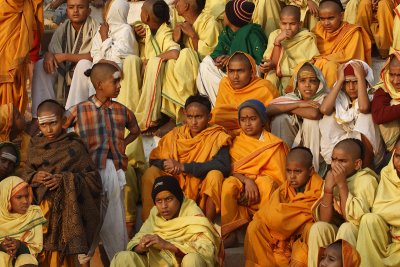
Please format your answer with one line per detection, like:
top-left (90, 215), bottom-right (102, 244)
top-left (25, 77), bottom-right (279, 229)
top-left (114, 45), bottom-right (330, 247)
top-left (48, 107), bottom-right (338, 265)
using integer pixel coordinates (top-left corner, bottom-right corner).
top-left (63, 53), bottom-right (92, 63)
top-left (319, 193), bottom-right (334, 222)
top-left (356, 81), bottom-right (370, 113)
top-left (191, 35), bottom-right (199, 51)
top-left (266, 103), bottom-right (300, 116)
top-left (338, 184), bottom-right (349, 219)
top-left (124, 131), bottom-right (140, 147)
top-left (320, 83), bottom-right (341, 115)
top-left (270, 44), bottom-right (281, 67)
top-left (291, 107), bottom-right (322, 120)
top-left (159, 49), bottom-right (179, 61)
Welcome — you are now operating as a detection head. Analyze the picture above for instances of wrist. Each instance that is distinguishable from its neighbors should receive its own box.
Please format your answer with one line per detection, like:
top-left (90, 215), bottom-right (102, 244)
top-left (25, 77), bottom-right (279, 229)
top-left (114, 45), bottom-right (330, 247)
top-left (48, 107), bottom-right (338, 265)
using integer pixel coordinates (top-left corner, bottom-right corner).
top-left (274, 41), bottom-right (282, 46)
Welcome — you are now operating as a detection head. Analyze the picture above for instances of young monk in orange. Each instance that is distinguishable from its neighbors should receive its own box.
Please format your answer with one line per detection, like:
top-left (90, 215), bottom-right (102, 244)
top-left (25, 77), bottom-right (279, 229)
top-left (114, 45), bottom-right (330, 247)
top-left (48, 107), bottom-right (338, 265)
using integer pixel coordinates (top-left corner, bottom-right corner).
top-left (318, 239), bottom-right (361, 267)
top-left (244, 147), bottom-right (323, 267)
top-left (211, 51), bottom-right (279, 132)
top-left (312, 0), bottom-right (371, 88)
top-left (221, 99), bottom-right (288, 248)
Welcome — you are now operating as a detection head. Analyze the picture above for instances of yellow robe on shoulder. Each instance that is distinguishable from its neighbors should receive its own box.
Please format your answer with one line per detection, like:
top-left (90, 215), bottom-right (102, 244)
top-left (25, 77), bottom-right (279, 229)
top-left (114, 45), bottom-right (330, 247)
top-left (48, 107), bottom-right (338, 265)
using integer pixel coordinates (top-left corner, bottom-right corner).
top-left (313, 22), bottom-right (371, 88)
top-left (221, 130), bottom-right (288, 238)
top-left (391, 4), bottom-right (400, 53)
top-left (110, 198), bottom-right (221, 267)
top-left (263, 29), bottom-right (319, 94)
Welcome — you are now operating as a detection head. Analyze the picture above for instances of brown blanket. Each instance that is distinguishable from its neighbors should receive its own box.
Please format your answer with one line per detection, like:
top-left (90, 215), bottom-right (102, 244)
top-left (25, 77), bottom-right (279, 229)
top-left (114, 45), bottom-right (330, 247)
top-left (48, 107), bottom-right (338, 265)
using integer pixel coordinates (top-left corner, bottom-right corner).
top-left (23, 131), bottom-right (102, 259)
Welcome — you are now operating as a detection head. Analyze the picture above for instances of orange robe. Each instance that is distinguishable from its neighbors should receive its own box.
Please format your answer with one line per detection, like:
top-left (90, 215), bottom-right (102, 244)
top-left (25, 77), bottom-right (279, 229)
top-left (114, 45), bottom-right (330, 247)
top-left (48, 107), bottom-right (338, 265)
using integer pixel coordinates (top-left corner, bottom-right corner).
top-left (0, 0), bottom-right (43, 114)
top-left (141, 124), bottom-right (232, 220)
top-left (244, 173), bottom-right (323, 267)
top-left (221, 130), bottom-right (288, 238)
top-left (211, 52), bottom-right (279, 131)
top-left (313, 22), bottom-right (371, 88)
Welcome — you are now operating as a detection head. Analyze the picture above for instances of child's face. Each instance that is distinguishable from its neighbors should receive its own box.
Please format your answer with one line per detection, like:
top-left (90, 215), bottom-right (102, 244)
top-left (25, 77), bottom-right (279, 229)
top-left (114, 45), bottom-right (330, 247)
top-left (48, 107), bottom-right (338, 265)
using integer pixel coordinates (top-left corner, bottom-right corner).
top-left (392, 147), bottom-right (400, 177)
top-left (66, 0), bottom-right (91, 25)
top-left (279, 15), bottom-right (300, 39)
top-left (319, 246), bottom-right (342, 267)
top-left (13, 108), bottom-right (25, 133)
top-left (239, 107), bottom-right (264, 139)
top-left (38, 112), bottom-right (64, 140)
top-left (344, 75), bottom-right (358, 101)
top-left (331, 148), bottom-right (360, 178)
top-left (185, 103), bottom-right (210, 137)
top-left (297, 68), bottom-right (320, 100)
top-left (286, 159), bottom-right (312, 190)
top-left (0, 148), bottom-right (16, 180)
top-left (318, 7), bottom-right (343, 33)
top-left (228, 60), bottom-right (253, 89)
top-left (388, 61), bottom-right (400, 91)
top-left (155, 191), bottom-right (180, 220)
top-left (9, 186), bottom-right (30, 214)
top-left (99, 72), bottom-right (121, 99)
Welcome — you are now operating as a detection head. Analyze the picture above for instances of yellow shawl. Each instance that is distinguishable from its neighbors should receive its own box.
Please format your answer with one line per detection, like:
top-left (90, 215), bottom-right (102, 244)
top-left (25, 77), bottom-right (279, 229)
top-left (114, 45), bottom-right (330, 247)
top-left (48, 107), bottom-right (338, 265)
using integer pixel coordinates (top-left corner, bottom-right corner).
top-left (0, 176), bottom-right (46, 253)
top-left (127, 198), bottom-right (221, 266)
top-left (212, 52), bottom-right (279, 130)
top-left (374, 51), bottom-right (400, 101)
top-left (373, 153), bottom-right (400, 240)
top-left (231, 129), bottom-right (288, 185)
top-left (144, 23), bottom-right (180, 59)
top-left (313, 22), bottom-right (371, 65)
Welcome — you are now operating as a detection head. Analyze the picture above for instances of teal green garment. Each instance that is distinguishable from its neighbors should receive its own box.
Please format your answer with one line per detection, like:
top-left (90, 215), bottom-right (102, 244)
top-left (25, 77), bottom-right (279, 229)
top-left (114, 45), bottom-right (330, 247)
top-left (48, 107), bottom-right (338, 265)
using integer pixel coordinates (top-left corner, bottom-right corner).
top-left (210, 23), bottom-right (267, 64)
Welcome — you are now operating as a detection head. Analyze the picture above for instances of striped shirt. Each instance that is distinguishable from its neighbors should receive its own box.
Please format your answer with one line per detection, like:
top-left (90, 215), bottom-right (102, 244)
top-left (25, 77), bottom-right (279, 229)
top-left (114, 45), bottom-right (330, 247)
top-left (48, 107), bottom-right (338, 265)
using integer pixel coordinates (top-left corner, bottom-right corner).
top-left (64, 95), bottom-right (138, 171)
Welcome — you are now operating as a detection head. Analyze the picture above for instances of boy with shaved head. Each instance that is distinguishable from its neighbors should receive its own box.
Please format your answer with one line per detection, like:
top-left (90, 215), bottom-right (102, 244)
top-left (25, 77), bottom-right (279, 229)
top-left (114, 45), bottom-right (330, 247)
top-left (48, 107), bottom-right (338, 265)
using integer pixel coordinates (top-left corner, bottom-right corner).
top-left (31, 0), bottom-right (98, 120)
top-left (260, 5), bottom-right (320, 95)
top-left (312, 0), bottom-right (371, 88)
top-left (24, 99), bottom-right (102, 266)
top-left (307, 138), bottom-right (379, 267)
top-left (371, 51), bottom-right (400, 151)
top-left (245, 147), bottom-right (323, 266)
top-left (356, 139), bottom-right (400, 267)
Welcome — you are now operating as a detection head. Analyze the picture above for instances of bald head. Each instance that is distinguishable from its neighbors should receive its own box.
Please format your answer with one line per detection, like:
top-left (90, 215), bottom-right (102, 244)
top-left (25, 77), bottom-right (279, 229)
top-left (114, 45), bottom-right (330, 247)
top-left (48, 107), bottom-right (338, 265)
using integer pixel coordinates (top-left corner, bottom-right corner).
top-left (37, 100), bottom-right (65, 118)
top-left (280, 5), bottom-right (301, 21)
top-left (229, 53), bottom-right (252, 70)
top-left (319, 0), bottom-right (344, 13)
top-left (334, 138), bottom-right (364, 161)
top-left (143, 0), bottom-right (170, 24)
top-left (287, 147), bottom-right (313, 168)
top-left (86, 62), bottom-right (119, 87)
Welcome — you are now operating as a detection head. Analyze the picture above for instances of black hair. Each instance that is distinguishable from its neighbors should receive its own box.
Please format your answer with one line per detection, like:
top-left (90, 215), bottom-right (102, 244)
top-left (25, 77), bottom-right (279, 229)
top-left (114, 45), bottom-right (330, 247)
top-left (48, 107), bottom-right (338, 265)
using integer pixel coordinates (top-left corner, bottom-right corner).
top-left (289, 146), bottom-right (314, 168)
top-left (335, 138), bottom-right (365, 161)
top-left (195, 0), bottom-right (206, 12)
top-left (184, 94), bottom-right (212, 113)
top-left (37, 99), bottom-right (65, 118)
top-left (153, 0), bottom-right (170, 24)
top-left (0, 142), bottom-right (20, 167)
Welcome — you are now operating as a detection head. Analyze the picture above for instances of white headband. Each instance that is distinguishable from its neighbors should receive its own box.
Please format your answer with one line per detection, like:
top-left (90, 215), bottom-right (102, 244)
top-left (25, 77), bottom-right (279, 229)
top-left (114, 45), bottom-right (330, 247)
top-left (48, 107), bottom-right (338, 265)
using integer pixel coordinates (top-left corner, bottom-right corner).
top-left (38, 114), bottom-right (58, 124)
top-left (1, 152), bottom-right (17, 163)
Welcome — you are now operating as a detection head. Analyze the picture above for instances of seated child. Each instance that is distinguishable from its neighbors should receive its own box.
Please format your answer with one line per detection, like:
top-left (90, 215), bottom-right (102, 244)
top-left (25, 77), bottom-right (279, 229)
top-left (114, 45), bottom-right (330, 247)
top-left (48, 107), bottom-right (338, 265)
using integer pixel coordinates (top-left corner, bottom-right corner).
top-left (319, 239), bottom-right (361, 267)
top-left (0, 103), bottom-right (30, 174)
top-left (141, 95), bottom-right (232, 221)
top-left (110, 176), bottom-right (221, 267)
top-left (212, 52), bottom-right (279, 132)
top-left (319, 60), bottom-right (384, 169)
top-left (31, 0), bottom-right (98, 115)
top-left (356, 139), bottom-right (400, 267)
top-left (312, 0), bottom-right (371, 88)
top-left (221, 99), bottom-right (288, 247)
top-left (307, 138), bottom-right (379, 267)
top-left (268, 62), bottom-right (327, 172)
top-left (24, 100), bottom-right (103, 267)
top-left (0, 176), bottom-right (46, 267)
top-left (197, 0), bottom-right (267, 106)
top-left (121, 0), bottom-right (182, 132)
top-left (63, 62), bottom-right (140, 260)
top-left (260, 5), bottom-right (320, 95)
top-left (0, 142), bottom-right (20, 182)
top-left (65, 0), bottom-right (138, 109)
top-left (245, 147), bottom-right (323, 266)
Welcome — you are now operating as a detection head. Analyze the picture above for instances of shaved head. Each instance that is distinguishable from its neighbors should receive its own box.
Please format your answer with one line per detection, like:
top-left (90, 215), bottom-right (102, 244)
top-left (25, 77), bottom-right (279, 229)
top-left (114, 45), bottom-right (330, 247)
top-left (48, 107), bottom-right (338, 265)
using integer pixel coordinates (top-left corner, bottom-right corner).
top-left (143, 0), bottom-right (170, 24)
top-left (297, 63), bottom-right (317, 79)
top-left (280, 5), bottom-right (301, 21)
top-left (287, 147), bottom-right (313, 168)
top-left (334, 138), bottom-right (364, 161)
top-left (37, 100), bottom-right (65, 118)
top-left (85, 62), bottom-right (119, 87)
top-left (319, 0), bottom-right (344, 13)
top-left (229, 53), bottom-right (252, 70)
